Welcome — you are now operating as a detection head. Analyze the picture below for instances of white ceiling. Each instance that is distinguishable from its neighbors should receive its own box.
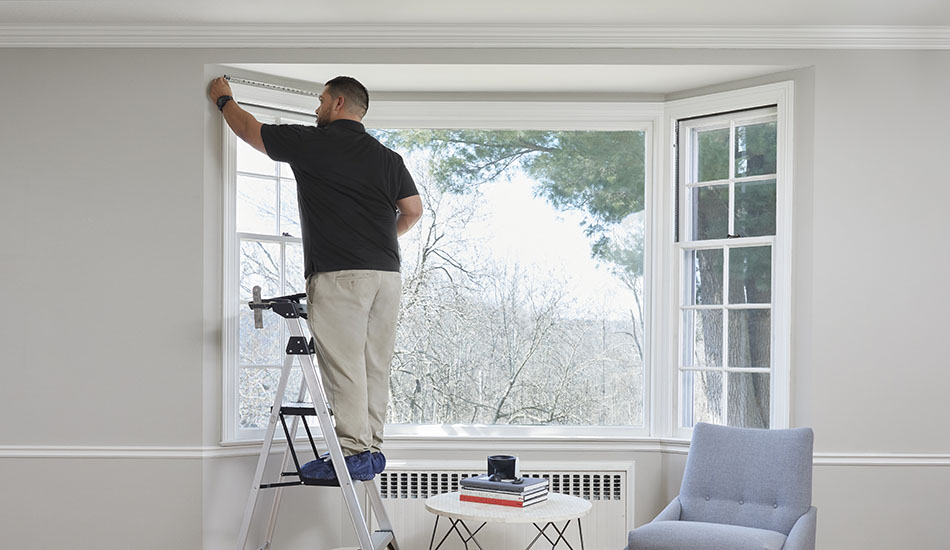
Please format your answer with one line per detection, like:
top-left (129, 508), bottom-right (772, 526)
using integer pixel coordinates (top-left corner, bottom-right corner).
top-left (222, 63), bottom-right (795, 95)
top-left (2, 0), bottom-right (950, 26)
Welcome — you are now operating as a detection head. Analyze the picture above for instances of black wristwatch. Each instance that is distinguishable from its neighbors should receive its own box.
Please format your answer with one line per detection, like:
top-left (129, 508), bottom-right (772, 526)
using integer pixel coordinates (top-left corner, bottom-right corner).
top-left (216, 95), bottom-right (233, 111)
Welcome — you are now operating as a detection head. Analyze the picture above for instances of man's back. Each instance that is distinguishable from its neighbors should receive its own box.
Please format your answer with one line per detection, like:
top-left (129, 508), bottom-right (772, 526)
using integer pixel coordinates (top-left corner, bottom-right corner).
top-left (261, 119), bottom-right (417, 277)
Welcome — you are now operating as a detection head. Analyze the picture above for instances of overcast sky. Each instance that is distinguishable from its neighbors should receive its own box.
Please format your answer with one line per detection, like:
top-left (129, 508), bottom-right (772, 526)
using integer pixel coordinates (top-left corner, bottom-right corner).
top-left (455, 170), bottom-right (641, 321)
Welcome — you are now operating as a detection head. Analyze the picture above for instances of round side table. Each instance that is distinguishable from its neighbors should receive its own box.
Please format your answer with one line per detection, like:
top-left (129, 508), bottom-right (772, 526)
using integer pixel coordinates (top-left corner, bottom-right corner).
top-left (424, 491), bottom-right (591, 550)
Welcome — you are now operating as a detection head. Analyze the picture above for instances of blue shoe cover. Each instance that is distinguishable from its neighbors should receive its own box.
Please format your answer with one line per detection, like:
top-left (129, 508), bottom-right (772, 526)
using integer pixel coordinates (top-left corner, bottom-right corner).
top-left (371, 452), bottom-right (387, 475)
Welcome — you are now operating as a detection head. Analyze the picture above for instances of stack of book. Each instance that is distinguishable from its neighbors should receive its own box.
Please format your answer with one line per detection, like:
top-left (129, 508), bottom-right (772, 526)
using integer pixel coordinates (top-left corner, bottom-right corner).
top-left (459, 474), bottom-right (549, 508)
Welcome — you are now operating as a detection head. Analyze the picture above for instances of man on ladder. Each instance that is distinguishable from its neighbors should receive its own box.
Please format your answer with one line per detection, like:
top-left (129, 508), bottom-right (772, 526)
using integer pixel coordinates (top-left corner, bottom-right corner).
top-left (209, 75), bottom-right (423, 479)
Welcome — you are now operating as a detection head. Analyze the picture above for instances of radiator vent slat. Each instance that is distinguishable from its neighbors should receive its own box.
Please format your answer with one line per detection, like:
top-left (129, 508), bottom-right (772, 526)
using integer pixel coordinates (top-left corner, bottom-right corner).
top-left (379, 470), bottom-right (624, 501)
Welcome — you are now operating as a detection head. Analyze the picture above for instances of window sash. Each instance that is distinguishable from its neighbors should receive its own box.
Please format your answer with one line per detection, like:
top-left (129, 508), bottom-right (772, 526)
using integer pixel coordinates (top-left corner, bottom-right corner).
top-left (670, 95), bottom-right (789, 436)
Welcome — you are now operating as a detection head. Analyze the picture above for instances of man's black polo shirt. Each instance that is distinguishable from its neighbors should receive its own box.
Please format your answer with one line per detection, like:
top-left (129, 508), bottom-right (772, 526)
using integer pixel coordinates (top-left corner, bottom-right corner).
top-left (261, 119), bottom-right (418, 279)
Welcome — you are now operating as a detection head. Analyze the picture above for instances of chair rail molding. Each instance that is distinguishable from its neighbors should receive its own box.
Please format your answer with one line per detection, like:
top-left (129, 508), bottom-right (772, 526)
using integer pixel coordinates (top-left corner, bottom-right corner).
top-left (1, 444), bottom-right (949, 466)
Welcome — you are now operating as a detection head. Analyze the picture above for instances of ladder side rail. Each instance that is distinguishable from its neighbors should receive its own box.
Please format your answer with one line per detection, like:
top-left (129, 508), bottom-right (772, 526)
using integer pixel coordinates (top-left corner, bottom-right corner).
top-left (287, 316), bottom-right (376, 550)
top-left (364, 479), bottom-right (399, 550)
top-left (236, 351), bottom-right (298, 550)
top-left (262, 362), bottom-right (313, 549)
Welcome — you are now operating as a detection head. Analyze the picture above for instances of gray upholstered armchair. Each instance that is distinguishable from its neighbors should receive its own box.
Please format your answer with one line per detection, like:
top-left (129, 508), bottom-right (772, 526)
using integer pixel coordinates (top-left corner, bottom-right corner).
top-left (626, 423), bottom-right (817, 550)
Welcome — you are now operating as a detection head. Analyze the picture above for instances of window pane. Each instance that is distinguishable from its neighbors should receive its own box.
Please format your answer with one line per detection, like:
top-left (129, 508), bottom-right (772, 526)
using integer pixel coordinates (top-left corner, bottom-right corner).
top-left (382, 128), bottom-right (646, 427)
top-left (691, 185), bottom-right (729, 240)
top-left (728, 246), bottom-right (772, 304)
top-left (685, 248), bottom-right (724, 305)
top-left (696, 128), bottom-right (729, 182)
top-left (240, 240), bottom-right (281, 300)
top-left (286, 243), bottom-right (306, 295)
top-left (237, 139), bottom-right (276, 177)
top-left (239, 307), bottom-right (282, 365)
top-left (734, 179), bottom-right (776, 237)
top-left (239, 368), bottom-right (304, 429)
top-left (279, 179), bottom-right (301, 237)
top-left (727, 372), bottom-right (770, 428)
top-left (237, 175), bottom-right (277, 235)
top-left (728, 309), bottom-right (771, 369)
top-left (735, 122), bottom-right (777, 178)
top-left (683, 370), bottom-right (723, 426)
top-left (682, 309), bottom-right (723, 368)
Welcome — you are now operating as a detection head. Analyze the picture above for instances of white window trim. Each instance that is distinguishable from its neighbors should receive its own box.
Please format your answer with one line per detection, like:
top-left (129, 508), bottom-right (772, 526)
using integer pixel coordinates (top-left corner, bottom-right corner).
top-left (661, 81), bottom-right (794, 440)
top-left (221, 80), bottom-right (664, 444)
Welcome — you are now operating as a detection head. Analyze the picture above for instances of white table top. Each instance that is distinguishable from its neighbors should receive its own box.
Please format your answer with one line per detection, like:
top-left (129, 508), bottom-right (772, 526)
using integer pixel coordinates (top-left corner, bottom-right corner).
top-left (425, 492), bottom-right (592, 524)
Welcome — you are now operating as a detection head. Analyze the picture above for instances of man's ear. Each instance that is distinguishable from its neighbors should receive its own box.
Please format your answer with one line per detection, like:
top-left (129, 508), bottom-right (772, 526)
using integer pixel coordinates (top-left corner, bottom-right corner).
top-left (334, 95), bottom-right (346, 113)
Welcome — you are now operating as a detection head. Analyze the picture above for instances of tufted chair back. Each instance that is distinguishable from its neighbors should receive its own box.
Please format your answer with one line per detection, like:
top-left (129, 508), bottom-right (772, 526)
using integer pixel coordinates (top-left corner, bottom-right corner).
top-left (678, 422), bottom-right (814, 535)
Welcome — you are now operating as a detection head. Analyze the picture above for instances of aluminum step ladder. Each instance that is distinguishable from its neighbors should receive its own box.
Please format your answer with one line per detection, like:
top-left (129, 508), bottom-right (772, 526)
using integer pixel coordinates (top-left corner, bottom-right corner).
top-left (237, 287), bottom-right (399, 550)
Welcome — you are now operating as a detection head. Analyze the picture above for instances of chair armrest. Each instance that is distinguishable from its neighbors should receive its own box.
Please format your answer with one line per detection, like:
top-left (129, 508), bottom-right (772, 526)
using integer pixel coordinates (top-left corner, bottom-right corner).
top-left (651, 497), bottom-right (682, 522)
top-left (783, 506), bottom-right (818, 550)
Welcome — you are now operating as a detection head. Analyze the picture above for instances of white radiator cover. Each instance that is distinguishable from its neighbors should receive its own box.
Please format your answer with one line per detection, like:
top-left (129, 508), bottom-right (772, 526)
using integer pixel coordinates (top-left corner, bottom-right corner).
top-left (370, 460), bottom-right (634, 550)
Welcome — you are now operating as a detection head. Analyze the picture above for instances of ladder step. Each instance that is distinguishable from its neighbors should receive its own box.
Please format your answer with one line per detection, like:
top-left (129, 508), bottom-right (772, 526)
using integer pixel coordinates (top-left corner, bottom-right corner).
top-left (372, 530), bottom-right (394, 550)
top-left (279, 402), bottom-right (317, 415)
top-left (301, 476), bottom-right (342, 487)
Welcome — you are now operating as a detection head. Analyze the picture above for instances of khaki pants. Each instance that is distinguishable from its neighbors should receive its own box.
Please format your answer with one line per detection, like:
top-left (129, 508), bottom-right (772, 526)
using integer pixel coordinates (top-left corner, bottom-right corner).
top-left (306, 270), bottom-right (401, 456)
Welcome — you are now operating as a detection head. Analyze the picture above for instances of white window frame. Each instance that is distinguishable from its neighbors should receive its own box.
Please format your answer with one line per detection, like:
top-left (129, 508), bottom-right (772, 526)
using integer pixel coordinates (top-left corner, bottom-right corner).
top-left (220, 80), bottom-right (663, 443)
top-left (662, 82), bottom-right (794, 440)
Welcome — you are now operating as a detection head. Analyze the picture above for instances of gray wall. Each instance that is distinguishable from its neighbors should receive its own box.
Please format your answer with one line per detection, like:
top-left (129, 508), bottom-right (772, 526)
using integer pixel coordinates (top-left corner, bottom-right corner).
top-left (0, 46), bottom-right (948, 549)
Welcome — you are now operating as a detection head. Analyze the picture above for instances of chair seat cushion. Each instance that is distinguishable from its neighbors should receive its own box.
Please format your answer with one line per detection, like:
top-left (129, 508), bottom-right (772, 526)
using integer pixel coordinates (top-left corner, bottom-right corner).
top-left (627, 520), bottom-right (787, 550)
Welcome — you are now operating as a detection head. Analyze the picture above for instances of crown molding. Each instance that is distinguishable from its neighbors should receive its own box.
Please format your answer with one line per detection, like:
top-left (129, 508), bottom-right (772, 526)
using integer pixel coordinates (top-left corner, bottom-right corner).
top-left (0, 24), bottom-right (949, 49)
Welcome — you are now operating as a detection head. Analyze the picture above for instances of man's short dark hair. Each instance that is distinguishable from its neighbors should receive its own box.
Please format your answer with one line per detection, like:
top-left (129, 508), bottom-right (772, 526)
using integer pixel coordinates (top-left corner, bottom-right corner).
top-left (325, 76), bottom-right (369, 117)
